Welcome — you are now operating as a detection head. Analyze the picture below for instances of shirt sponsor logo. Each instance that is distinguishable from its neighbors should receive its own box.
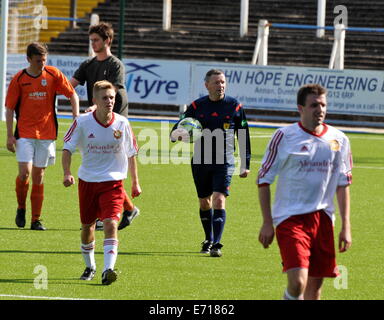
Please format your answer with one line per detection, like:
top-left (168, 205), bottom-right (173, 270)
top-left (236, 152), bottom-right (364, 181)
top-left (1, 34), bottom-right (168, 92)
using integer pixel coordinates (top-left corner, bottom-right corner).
top-left (329, 139), bottom-right (340, 151)
top-left (299, 159), bottom-right (336, 173)
top-left (29, 91), bottom-right (47, 100)
top-left (87, 144), bottom-right (121, 154)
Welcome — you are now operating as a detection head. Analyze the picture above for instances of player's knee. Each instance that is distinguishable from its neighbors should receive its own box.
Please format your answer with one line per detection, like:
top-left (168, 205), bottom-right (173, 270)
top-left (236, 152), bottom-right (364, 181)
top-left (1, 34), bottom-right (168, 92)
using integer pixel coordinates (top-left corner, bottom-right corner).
top-left (199, 197), bottom-right (211, 211)
top-left (289, 278), bottom-right (306, 297)
top-left (31, 167), bottom-right (45, 184)
top-left (103, 219), bottom-right (118, 238)
top-left (212, 193), bottom-right (226, 209)
top-left (18, 172), bottom-right (30, 181)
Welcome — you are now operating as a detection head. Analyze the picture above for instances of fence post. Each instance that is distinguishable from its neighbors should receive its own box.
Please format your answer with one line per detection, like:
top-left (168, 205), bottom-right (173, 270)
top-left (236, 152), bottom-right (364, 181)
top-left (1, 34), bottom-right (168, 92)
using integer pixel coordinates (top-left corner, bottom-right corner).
top-left (317, 0), bottom-right (326, 38)
top-left (240, 0), bottom-right (249, 37)
top-left (9, 8), bottom-right (18, 53)
top-left (179, 104), bottom-right (187, 116)
top-left (163, 0), bottom-right (172, 31)
top-left (70, 0), bottom-right (77, 29)
top-left (252, 19), bottom-right (269, 65)
top-left (329, 24), bottom-right (345, 70)
top-left (118, 0), bottom-right (126, 59)
top-left (88, 14), bottom-right (100, 57)
top-left (0, 0), bottom-right (9, 121)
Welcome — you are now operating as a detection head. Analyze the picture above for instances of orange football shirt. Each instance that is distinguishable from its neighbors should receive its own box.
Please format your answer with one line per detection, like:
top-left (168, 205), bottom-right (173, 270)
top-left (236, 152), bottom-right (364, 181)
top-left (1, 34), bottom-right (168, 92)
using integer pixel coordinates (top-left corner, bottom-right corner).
top-left (5, 66), bottom-right (75, 140)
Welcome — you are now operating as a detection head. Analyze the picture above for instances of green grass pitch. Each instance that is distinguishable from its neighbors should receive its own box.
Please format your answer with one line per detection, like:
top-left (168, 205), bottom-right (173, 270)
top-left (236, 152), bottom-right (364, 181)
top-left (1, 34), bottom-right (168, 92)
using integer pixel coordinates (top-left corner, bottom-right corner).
top-left (0, 117), bottom-right (383, 300)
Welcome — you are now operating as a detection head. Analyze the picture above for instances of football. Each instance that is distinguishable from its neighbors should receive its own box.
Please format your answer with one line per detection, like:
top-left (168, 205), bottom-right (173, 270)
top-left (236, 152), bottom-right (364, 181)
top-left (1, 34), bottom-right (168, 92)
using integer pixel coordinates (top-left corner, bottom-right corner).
top-left (171, 117), bottom-right (203, 143)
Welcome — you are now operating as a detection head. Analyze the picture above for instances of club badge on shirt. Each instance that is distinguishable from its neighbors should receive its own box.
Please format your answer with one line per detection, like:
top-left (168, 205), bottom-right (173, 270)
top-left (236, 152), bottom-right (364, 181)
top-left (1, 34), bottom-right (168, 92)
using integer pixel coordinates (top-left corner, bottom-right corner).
top-left (41, 79), bottom-right (47, 86)
top-left (113, 130), bottom-right (122, 139)
top-left (223, 122), bottom-right (230, 130)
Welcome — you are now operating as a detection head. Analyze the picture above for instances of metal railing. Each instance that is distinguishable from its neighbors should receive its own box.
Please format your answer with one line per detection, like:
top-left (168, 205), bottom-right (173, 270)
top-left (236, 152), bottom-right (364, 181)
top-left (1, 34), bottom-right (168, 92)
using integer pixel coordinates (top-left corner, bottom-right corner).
top-left (252, 21), bottom-right (384, 70)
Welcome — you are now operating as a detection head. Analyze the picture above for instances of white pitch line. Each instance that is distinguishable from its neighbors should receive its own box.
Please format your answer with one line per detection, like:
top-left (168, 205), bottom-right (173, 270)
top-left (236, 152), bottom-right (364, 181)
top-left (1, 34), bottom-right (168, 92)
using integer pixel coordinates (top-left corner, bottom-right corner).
top-left (0, 293), bottom-right (99, 300)
top-left (353, 165), bottom-right (384, 170)
top-left (250, 160), bottom-right (384, 170)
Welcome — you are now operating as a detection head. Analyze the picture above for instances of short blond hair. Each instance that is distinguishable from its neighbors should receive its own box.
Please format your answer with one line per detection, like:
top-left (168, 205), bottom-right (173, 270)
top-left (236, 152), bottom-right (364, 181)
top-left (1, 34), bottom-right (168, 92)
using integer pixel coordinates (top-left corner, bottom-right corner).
top-left (93, 80), bottom-right (116, 97)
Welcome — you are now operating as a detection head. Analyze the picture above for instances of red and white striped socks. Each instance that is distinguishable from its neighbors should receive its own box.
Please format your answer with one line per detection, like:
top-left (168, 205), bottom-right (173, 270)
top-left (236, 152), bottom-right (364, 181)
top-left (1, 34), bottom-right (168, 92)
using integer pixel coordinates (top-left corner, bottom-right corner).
top-left (103, 238), bottom-right (119, 272)
top-left (81, 238), bottom-right (119, 272)
top-left (81, 241), bottom-right (96, 270)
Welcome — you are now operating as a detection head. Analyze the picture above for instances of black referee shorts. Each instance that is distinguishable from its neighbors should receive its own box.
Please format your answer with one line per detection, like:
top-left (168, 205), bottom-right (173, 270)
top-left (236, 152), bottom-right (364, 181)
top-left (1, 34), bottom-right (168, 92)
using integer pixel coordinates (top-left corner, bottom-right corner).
top-left (191, 163), bottom-right (235, 199)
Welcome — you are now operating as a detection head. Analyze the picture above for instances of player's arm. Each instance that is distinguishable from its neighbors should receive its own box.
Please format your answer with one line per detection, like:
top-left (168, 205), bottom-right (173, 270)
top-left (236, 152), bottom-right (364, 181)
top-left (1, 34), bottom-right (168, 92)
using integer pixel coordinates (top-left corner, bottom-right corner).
top-left (70, 76), bottom-right (97, 112)
top-left (258, 184), bottom-right (275, 249)
top-left (5, 107), bottom-right (16, 153)
top-left (257, 129), bottom-right (284, 248)
top-left (69, 92), bottom-right (80, 119)
top-left (336, 185), bottom-right (352, 252)
top-left (337, 136), bottom-right (352, 252)
top-left (54, 68), bottom-right (80, 119)
top-left (128, 155), bottom-right (141, 198)
top-left (70, 77), bottom-right (80, 88)
top-left (235, 106), bottom-right (251, 177)
top-left (62, 118), bottom-right (80, 187)
top-left (62, 149), bottom-right (75, 187)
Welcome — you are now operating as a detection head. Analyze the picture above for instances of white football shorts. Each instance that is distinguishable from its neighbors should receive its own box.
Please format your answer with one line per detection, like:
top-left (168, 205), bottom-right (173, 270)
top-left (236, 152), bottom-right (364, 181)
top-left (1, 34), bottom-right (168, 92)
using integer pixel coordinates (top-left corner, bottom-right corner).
top-left (16, 138), bottom-right (56, 167)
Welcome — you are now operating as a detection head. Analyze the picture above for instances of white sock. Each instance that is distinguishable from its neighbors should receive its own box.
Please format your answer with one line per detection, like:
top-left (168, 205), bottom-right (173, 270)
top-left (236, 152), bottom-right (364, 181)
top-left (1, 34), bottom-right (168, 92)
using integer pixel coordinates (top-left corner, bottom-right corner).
top-left (283, 289), bottom-right (303, 300)
top-left (103, 238), bottom-right (119, 272)
top-left (81, 241), bottom-right (96, 270)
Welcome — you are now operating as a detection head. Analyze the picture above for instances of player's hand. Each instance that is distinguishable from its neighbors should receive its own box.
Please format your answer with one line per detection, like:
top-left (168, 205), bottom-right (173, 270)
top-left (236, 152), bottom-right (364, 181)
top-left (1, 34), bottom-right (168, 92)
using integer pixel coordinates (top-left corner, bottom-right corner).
top-left (239, 169), bottom-right (250, 178)
top-left (258, 222), bottom-right (275, 249)
top-left (339, 228), bottom-right (352, 252)
top-left (63, 175), bottom-right (75, 187)
top-left (85, 104), bottom-right (97, 113)
top-left (131, 183), bottom-right (142, 198)
top-left (6, 136), bottom-right (16, 153)
top-left (170, 128), bottom-right (189, 143)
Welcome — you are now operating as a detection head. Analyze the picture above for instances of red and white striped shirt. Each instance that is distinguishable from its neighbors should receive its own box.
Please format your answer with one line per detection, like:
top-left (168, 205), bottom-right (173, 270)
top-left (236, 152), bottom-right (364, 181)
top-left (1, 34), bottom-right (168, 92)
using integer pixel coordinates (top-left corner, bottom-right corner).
top-left (63, 111), bottom-right (138, 182)
top-left (258, 122), bottom-right (352, 226)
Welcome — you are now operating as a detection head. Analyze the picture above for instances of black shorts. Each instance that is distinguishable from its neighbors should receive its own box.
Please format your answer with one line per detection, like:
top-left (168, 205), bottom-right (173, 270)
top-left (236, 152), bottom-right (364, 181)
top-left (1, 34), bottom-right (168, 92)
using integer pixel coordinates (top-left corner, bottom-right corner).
top-left (191, 163), bottom-right (235, 198)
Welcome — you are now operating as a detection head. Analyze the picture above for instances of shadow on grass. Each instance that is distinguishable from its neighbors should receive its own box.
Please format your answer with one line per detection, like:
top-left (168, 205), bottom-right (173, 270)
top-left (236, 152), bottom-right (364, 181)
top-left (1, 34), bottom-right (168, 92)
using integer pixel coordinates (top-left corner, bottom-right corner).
top-left (0, 227), bottom-right (80, 232)
top-left (0, 277), bottom-right (87, 285)
top-left (0, 249), bottom-right (206, 258)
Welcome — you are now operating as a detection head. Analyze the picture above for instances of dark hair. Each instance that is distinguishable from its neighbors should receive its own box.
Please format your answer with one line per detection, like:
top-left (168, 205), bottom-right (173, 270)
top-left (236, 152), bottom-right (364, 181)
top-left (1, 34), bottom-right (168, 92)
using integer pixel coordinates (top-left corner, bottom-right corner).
top-left (89, 22), bottom-right (114, 43)
top-left (204, 69), bottom-right (224, 82)
top-left (297, 84), bottom-right (327, 106)
top-left (26, 42), bottom-right (48, 58)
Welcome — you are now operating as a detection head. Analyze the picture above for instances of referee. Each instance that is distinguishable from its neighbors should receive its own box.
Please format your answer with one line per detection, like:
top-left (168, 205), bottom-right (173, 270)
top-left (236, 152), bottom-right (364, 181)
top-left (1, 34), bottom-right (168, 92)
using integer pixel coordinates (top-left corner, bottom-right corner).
top-left (171, 69), bottom-right (251, 257)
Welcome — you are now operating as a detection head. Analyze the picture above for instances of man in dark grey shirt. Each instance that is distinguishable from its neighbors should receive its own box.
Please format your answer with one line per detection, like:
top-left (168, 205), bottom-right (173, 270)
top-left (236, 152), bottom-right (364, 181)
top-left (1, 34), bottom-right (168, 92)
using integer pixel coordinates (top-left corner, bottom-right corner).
top-left (72, 55), bottom-right (128, 117)
top-left (71, 22), bottom-right (128, 117)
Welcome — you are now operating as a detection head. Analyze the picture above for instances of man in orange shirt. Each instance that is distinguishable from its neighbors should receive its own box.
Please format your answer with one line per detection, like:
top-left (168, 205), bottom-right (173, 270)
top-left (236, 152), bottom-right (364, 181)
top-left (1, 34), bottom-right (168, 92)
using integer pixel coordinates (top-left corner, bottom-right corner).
top-left (5, 42), bottom-right (80, 230)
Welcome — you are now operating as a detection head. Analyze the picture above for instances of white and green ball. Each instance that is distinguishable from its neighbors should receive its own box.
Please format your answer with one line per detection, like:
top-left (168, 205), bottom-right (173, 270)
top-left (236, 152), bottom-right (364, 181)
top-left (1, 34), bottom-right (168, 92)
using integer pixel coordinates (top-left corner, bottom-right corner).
top-left (177, 117), bottom-right (203, 143)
